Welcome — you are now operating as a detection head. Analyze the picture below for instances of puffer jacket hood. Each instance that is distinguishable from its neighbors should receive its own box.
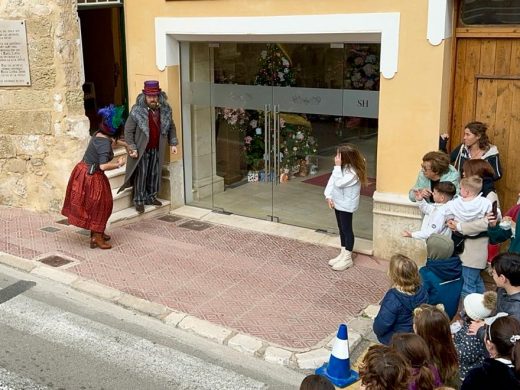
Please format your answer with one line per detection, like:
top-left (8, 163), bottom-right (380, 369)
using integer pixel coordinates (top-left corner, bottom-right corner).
top-left (425, 256), bottom-right (462, 280)
top-left (393, 285), bottom-right (429, 312)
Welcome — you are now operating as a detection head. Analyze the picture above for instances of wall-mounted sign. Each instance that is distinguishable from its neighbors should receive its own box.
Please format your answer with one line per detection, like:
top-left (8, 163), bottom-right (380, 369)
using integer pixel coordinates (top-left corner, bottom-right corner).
top-left (0, 20), bottom-right (31, 86)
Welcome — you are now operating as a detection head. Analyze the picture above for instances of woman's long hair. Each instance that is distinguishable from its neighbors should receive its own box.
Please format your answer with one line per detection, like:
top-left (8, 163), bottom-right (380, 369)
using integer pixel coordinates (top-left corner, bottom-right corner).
top-left (413, 304), bottom-right (459, 384)
top-left (337, 143), bottom-right (368, 186)
top-left (465, 121), bottom-right (490, 151)
top-left (390, 333), bottom-right (436, 390)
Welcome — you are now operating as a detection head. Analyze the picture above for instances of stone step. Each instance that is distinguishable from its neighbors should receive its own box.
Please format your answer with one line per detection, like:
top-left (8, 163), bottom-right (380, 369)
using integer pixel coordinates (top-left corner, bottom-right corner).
top-left (106, 166), bottom-right (126, 189)
top-left (112, 187), bottom-right (133, 213)
top-left (108, 199), bottom-right (170, 228)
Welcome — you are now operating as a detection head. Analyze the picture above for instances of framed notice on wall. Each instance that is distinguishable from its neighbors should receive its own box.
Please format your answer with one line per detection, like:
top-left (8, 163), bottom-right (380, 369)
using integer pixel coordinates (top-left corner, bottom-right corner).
top-left (0, 20), bottom-right (31, 86)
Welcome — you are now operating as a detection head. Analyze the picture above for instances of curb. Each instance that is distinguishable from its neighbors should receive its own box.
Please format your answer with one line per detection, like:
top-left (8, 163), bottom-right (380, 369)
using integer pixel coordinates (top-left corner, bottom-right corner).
top-left (0, 251), bottom-right (378, 372)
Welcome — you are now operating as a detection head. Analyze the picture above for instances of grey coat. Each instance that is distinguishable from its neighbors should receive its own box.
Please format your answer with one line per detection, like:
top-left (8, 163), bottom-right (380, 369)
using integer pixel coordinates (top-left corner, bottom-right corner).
top-left (118, 92), bottom-right (177, 194)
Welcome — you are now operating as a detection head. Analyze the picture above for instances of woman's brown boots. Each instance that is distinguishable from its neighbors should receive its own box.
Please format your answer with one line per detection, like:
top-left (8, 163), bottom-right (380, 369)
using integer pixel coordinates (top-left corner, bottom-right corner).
top-left (90, 232), bottom-right (112, 249)
top-left (90, 231), bottom-right (111, 241)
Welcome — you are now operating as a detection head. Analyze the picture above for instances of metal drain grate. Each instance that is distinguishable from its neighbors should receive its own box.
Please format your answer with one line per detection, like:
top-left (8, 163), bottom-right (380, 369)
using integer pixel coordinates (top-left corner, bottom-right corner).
top-left (38, 255), bottom-right (72, 267)
top-left (40, 226), bottom-right (61, 233)
top-left (158, 215), bottom-right (183, 223)
top-left (178, 220), bottom-right (211, 231)
top-left (55, 219), bottom-right (70, 226)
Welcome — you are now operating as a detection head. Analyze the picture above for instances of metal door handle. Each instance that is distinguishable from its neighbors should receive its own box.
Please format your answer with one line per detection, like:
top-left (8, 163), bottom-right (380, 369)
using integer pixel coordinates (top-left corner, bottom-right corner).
top-left (264, 104), bottom-right (271, 182)
top-left (273, 104), bottom-right (280, 185)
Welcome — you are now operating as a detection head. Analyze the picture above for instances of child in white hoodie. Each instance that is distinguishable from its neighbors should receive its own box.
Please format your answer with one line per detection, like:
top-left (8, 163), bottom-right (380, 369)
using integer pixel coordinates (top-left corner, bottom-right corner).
top-left (444, 175), bottom-right (492, 243)
top-left (403, 181), bottom-right (457, 240)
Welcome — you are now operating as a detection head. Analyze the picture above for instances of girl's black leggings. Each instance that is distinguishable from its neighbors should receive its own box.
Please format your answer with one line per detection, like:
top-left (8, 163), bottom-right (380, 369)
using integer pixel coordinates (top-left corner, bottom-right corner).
top-left (335, 209), bottom-right (354, 251)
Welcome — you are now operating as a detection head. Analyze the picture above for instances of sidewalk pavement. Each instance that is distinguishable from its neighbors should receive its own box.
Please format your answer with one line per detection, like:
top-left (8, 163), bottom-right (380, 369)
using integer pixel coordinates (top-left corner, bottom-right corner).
top-left (0, 205), bottom-right (386, 374)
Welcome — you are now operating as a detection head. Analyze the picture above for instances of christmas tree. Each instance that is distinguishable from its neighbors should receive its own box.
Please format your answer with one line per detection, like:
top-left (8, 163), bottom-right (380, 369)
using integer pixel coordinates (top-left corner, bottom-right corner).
top-left (254, 44), bottom-right (296, 87)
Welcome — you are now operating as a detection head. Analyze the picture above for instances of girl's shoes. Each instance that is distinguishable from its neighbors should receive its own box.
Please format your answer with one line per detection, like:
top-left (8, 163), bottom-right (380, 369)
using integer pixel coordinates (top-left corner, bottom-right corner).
top-left (328, 247), bottom-right (348, 266)
top-left (331, 250), bottom-right (354, 271)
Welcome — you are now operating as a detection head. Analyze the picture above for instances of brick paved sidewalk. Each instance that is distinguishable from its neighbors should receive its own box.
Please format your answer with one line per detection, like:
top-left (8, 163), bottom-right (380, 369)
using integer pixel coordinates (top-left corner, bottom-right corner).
top-left (0, 206), bottom-right (388, 371)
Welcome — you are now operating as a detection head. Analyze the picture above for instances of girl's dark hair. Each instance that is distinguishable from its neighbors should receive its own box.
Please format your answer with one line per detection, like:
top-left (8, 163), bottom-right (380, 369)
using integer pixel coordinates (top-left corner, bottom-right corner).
top-left (299, 374), bottom-right (335, 390)
top-left (359, 344), bottom-right (411, 390)
top-left (390, 333), bottom-right (436, 390)
top-left (465, 121), bottom-right (490, 150)
top-left (434, 181), bottom-right (456, 199)
top-left (486, 316), bottom-right (520, 375)
top-left (492, 253), bottom-right (520, 287)
top-left (337, 143), bottom-right (368, 186)
top-left (413, 304), bottom-right (459, 384)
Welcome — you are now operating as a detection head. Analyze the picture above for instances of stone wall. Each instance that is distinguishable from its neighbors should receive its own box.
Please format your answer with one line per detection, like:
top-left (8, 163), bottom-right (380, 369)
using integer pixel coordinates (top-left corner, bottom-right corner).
top-left (0, 0), bottom-right (89, 212)
top-left (373, 192), bottom-right (428, 266)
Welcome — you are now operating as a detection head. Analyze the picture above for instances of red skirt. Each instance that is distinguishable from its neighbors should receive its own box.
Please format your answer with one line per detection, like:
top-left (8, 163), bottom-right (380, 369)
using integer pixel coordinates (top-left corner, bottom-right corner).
top-left (61, 162), bottom-right (113, 233)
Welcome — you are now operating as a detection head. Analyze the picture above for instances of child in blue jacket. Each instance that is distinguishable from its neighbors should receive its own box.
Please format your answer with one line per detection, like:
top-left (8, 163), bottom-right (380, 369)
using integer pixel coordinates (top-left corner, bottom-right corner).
top-left (373, 254), bottom-right (428, 344)
top-left (419, 234), bottom-right (463, 319)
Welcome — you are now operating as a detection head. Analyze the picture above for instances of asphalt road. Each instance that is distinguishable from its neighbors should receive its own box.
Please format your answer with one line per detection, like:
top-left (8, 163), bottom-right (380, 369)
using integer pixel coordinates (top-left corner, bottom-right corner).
top-left (0, 264), bottom-right (304, 390)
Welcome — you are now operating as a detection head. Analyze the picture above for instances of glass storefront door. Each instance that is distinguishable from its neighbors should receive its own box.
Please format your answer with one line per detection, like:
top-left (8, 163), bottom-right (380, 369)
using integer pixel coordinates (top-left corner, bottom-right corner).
top-left (181, 42), bottom-right (379, 239)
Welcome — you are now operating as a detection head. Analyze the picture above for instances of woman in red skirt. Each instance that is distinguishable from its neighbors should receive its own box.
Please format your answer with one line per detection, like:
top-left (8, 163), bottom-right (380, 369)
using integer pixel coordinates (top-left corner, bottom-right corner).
top-left (62, 105), bottom-right (126, 249)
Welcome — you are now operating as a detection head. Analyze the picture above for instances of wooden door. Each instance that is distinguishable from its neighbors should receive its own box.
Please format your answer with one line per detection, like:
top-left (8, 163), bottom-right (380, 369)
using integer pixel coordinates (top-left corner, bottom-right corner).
top-left (451, 38), bottom-right (520, 209)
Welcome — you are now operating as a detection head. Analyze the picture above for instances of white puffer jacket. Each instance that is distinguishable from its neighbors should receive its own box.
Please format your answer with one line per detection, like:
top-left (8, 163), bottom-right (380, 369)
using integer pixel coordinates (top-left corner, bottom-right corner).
top-left (324, 165), bottom-right (361, 213)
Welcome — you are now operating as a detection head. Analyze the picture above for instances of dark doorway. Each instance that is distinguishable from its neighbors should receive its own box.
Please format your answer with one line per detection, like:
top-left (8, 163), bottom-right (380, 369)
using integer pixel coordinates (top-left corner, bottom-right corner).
top-left (78, 5), bottom-right (128, 132)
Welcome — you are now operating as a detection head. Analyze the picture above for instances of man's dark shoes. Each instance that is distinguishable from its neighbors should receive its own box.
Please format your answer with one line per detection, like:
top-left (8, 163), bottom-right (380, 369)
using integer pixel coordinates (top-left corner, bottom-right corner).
top-left (136, 204), bottom-right (145, 214)
top-left (151, 199), bottom-right (162, 206)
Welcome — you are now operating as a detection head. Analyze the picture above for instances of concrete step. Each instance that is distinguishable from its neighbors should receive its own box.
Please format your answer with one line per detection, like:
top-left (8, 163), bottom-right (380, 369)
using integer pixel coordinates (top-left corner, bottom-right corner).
top-left (112, 187), bottom-right (133, 213)
top-left (108, 199), bottom-right (170, 228)
top-left (106, 166), bottom-right (126, 189)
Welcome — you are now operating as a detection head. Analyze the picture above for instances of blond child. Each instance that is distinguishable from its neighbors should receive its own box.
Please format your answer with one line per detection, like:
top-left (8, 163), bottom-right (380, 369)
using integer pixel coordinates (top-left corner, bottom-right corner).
top-left (373, 254), bottom-right (428, 344)
top-left (443, 175), bottom-right (492, 228)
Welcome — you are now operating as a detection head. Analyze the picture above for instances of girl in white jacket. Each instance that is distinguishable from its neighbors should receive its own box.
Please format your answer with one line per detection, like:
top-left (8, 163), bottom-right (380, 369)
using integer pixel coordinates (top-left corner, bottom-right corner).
top-left (324, 144), bottom-right (368, 271)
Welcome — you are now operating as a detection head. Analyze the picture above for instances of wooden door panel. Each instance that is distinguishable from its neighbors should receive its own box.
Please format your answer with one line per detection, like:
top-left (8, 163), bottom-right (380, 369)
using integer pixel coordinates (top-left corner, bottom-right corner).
top-left (452, 38), bottom-right (520, 211)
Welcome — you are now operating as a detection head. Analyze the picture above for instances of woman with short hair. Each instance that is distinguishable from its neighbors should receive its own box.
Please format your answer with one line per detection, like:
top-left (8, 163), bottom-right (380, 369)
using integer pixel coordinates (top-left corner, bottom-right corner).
top-left (409, 151), bottom-right (460, 203)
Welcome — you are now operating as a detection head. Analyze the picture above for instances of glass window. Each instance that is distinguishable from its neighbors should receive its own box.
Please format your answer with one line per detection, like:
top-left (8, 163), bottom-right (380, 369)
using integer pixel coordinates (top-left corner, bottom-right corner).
top-left (461, 0), bottom-right (520, 25)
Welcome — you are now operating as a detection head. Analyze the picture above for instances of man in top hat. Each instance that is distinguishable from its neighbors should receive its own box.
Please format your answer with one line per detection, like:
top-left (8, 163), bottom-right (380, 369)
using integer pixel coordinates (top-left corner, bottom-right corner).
top-left (118, 80), bottom-right (178, 213)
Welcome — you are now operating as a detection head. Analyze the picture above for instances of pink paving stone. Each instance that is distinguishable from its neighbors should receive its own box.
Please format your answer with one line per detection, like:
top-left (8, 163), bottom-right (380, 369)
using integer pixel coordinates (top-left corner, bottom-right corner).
top-left (0, 206), bottom-right (390, 349)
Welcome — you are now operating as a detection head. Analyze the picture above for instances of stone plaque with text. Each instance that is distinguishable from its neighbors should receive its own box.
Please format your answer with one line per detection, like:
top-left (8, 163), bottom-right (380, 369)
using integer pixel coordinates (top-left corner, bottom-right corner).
top-left (0, 20), bottom-right (31, 86)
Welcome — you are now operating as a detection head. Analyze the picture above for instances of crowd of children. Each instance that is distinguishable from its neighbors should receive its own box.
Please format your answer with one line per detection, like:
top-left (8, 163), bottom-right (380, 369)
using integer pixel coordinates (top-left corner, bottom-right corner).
top-left (363, 147), bottom-right (520, 388)
top-left (312, 130), bottom-right (520, 388)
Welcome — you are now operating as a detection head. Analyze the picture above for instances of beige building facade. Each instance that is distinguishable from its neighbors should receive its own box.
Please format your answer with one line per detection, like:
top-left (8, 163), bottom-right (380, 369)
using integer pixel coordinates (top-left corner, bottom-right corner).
top-left (2, 0), bottom-right (518, 262)
top-left (122, 0), bottom-right (456, 260)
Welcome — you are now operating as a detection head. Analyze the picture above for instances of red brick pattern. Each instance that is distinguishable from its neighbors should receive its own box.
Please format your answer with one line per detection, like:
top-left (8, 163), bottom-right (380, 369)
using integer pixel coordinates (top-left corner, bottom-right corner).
top-left (0, 207), bottom-right (389, 349)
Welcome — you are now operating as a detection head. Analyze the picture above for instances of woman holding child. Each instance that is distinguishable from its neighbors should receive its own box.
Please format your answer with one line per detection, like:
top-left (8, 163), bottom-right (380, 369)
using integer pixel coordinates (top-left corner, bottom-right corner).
top-left (447, 159), bottom-right (498, 297)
